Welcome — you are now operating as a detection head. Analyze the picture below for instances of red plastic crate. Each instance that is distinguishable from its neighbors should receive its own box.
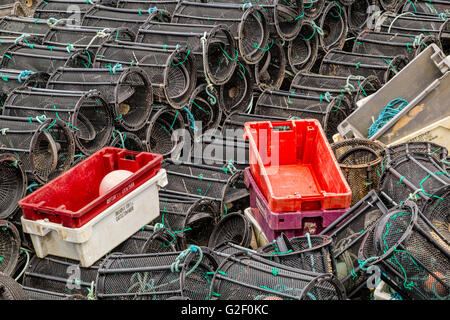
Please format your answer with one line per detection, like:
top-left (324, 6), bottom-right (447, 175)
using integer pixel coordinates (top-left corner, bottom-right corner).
top-left (244, 167), bottom-right (348, 231)
top-left (19, 147), bottom-right (163, 228)
top-left (243, 119), bottom-right (352, 212)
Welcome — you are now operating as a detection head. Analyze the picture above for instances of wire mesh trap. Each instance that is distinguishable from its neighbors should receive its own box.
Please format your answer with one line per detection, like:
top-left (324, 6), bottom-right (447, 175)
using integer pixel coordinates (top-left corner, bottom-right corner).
top-left (358, 201), bottom-right (450, 300)
top-left (0, 69), bottom-right (49, 98)
top-left (208, 251), bottom-right (346, 300)
top-left (0, 16), bottom-right (51, 38)
top-left (286, 19), bottom-right (320, 74)
top-left (1, 42), bottom-right (95, 73)
top-left (94, 39), bottom-right (197, 109)
top-left (154, 197), bottom-right (197, 233)
top-left (95, 246), bottom-right (218, 300)
top-left (22, 255), bottom-right (101, 300)
top-left (383, 142), bottom-right (449, 169)
top-left (117, 0), bottom-right (179, 14)
top-left (208, 212), bottom-right (252, 249)
top-left (290, 73), bottom-right (381, 111)
top-left (421, 185), bottom-right (450, 243)
top-left (347, 0), bottom-right (375, 34)
top-left (172, 2), bottom-right (270, 65)
top-left (33, 0), bottom-right (98, 22)
top-left (221, 169), bottom-right (249, 216)
top-left (109, 130), bottom-right (146, 151)
top-left (0, 116), bottom-right (75, 184)
top-left (43, 26), bottom-right (137, 56)
top-left (0, 272), bottom-right (29, 300)
top-left (401, 0), bottom-right (450, 15)
top-left (137, 105), bottom-right (185, 157)
top-left (318, 1), bottom-right (348, 53)
top-left (112, 225), bottom-right (156, 254)
top-left (319, 190), bottom-right (389, 297)
top-left (253, 38), bottom-right (286, 91)
top-left (319, 50), bottom-right (409, 84)
top-left (47, 67), bottom-right (153, 132)
top-left (378, 151), bottom-right (450, 210)
top-left (137, 22), bottom-right (237, 86)
top-left (331, 139), bottom-right (386, 205)
top-left (0, 220), bottom-right (21, 277)
top-left (256, 233), bottom-right (336, 275)
top-left (0, 153), bottom-right (27, 220)
top-left (302, 0), bottom-right (325, 19)
top-left (140, 227), bottom-right (181, 253)
top-left (219, 59), bottom-right (254, 115)
top-left (254, 89), bottom-right (351, 142)
top-left (3, 87), bottom-right (112, 156)
top-left (352, 29), bottom-right (436, 60)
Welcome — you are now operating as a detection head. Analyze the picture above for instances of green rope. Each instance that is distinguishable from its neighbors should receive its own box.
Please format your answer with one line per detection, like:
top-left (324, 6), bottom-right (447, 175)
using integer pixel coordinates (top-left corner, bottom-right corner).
top-left (254, 39), bottom-right (273, 51)
top-left (172, 49), bottom-right (190, 66)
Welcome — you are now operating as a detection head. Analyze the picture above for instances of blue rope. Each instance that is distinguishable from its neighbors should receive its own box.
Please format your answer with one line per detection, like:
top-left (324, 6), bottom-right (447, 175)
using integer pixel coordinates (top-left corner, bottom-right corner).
top-left (368, 98), bottom-right (408, 138)
top-left (18, 70), bottom-right (34, 83)
top-left (183, 107), bottom-right (198, 131)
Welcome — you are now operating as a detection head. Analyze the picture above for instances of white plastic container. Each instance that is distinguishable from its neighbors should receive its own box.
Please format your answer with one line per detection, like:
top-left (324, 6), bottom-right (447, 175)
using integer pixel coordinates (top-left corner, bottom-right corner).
top-left (21, 169), bottom-right (168, 267)
top-left (374, 281), bottom-right (401, 300)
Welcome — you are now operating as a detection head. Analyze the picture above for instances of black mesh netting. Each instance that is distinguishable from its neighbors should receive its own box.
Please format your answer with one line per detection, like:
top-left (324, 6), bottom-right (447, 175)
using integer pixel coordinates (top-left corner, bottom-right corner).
top-left (208, 212), bottom-right (252, 249)
top-left (34, 0), bottom-right (98, 22)
top-left (290, 72), bottom-right (382, 111)
top-left (379, 152), bottom-right (450, 209)
top-left (140, 227), bottom-right (181, 253)
top-left (254, 38), bottom-right (286, 91)
top-left (112, 225), bottom-right (156, 254)
top-left (359, 201), bottom-right (450, 300)
top-left (0, 16), bottom-right (50, 38)
top-left (0, 116), bottom-right (75, 183)
top-left (257, 234), bottom-right (335, 275)
top-left (318, 1), bottom-right (348, 52)
top-left (320, 50), bottom-right (409, 84)
top-left (137, 21), bottom-right (237, 86)
top-left (0, 153), bottom-right (27, 220)
top-left (331, 139), bottom-right (386, 205)
top-left (0, 220), bottom-right (21, 277)
top-left (95, 247), bottom-right (218, 300)
top-left (172, 2), bottom-right (269, 64)
top-left (117, 0), bottom-right (179, 14)
top-left (0, 69), bottom-right (49, 98)
top-left (402, 0), bottom-right (450, 15)
top-left (319, 190), bottom-right (389, 298)
top-left (221, 170), bottom-right (249, 215)
top-left (155, 197), bottom-right (197, 232)
top-left (347, 0), bottom-right (375, 34)
top-left (254, 89), bottom-right (350, 142)
top-left (47, 67), bottom-right (153, 131)
top-left (379, 0), bottom-right (404, 11)
top-left (109, 131), bottom-right (146, 151)
top-left (3, 87), bottom-right (112, 156)
top-left (383, 142), bottom-right (449, 168)
top-left (221, 111), bottom-right (286, 133)
top-left (421, 185), bottom-right (450, 243)
top-left (0, 272), bottom-right (28, 300)
top-left (94, 39), bottom-right (197, 109)
top-left (22, 255), bottom-right (101, 300)
top-left (303, 0), bottom-right (325, 19)
top-left (208, 251), bottom-right (346, 300)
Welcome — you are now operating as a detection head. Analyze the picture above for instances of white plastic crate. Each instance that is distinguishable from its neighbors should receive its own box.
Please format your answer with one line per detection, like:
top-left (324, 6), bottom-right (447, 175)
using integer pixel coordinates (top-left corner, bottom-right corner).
top-left (21, 169), bottom-right (168, 267)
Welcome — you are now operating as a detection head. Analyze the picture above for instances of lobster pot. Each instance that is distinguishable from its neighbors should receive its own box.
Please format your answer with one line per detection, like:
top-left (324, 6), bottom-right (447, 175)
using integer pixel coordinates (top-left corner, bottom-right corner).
top-left (209, 252), bottom-right (346, 300)
top-left (161, 160), bottom-right (231, 201)
top-left (47, 67), bottom-right (153, 132)
top-left (353, 30), bottom-right (436, 60)
top-left (22, 255), bottom-right (101, 300)
top-left (219, 60), bottom-right (254, 115)
top-left (112, 225), bottom-right (156, 254)
top-left (254, 89), bottom-right (351, 142)
top-left (0, 116), bottom-right (75, 184)
top-left (320, 50), bottom-right (409, 84)
top-left (43, 26), bottom-right (137, 56)
top-left (95, 249), bottom-right (218, 300)
top-left (0, 69), bottom-right (49, 98)
top-left (0, 273), bottom-right (28, 300)
top-left (383, 142), bottom-right (449, 167)
top-left (253, 38), bottom-right (286, 91)
top-left (0, 16), bottom-right (51, 38)
top-left (0, 220), bottom-right (21, 276)
top-left (155, 198), bottom-right (197, 232)
top-left (0, 153), bottom-right (27, 220)
top-left (184, 84), bottom-right (222, 135)
top-left (136, 105), bottom-right (186, 158)
top-left (319, 190), bottom-right (389, 297)
top-left (0, 2), bottom-right (26, 18)
top-left (95, 40), bottom-right (196, 109)
top-left (212, 242), bottom-right (256, 265)
top-left (303, 0), bottom-right (325, 19)
top-left (109, 131), bottom-right (146, 151)
top-left (402, 0), bottom-right (450, 14)
top-left (290, 73), bottom-right (382, 111)
top-left (141, 227), bottom-right (181, 253)
top-left (379, 152), bottom-right (450, 210)
top-left (257, 234), bottom-right (336, 275)
top-left (3, 88), bottom-right (112, 156)
top-left (286, 19), bottom-right (320, 74)
top-left (33, 0), bottom-right (98, 22)
top-left (347, 0), bottom-right (377, 34)
top-left (318, 1), bottom-right (348, 52)
top-left (82, 5), bottom-right (157, 32)
top-left (222, 112), bottom-right (287, 133)
top-left (137, 22), bottom-right (237, 86)
top-left (331, 139), bottom-right (386, 205)
top-left (221, 170), bottom-right (249, 215)
top-left (208, 212), bottom-right (252, 249)
top-left (421, 185), bottom-right (450, 242)
top-left (359, 201), bottom-right (450, 300)
top-left (378, 0), bottom-right (405, 11)
top-left (172, 2), bottom-right (269, 65)
top-left (118, 0), bottom-right (179, 14)
top-left (1, 42), bottom-right (94, 73)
